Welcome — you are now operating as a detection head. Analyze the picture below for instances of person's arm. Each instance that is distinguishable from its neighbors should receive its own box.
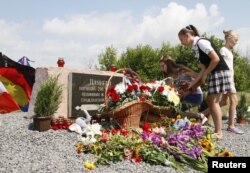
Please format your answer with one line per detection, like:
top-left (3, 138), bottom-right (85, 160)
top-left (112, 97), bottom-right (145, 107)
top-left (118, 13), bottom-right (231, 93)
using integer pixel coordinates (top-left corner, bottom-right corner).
top-left (201, 51), bottom-right (220, 84)
top-left (180, 66), bottom-right (198, 78)
top-left (189, 64), bottom-right (206, 91)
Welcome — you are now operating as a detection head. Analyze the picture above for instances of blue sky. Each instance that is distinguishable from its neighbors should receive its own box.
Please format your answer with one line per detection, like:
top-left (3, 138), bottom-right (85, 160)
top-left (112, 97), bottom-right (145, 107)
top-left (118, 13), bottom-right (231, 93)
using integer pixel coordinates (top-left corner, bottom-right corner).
top-left (1, 0), bottom-right (250, 68)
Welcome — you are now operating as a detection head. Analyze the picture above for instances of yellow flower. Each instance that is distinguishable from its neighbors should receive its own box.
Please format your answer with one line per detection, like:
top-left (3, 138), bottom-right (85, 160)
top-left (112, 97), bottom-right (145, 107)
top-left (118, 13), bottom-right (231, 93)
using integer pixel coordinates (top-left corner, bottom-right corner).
top-left (216, 150), bottom-right (233, 157)
top-left (150, 123), bottom-right (158, 128)
top-left (171, 118), bottom-right (176, 123)
top-left (134, 145), bottom-right (141, 157)
top-left (176, 115), bottom-right (182, 119)
top-left (168, 90), bottom-right (180, 106)
top-left (199, 137), bottom-right (215, 153)
top-left (84, 161), bottom-right (96, 170)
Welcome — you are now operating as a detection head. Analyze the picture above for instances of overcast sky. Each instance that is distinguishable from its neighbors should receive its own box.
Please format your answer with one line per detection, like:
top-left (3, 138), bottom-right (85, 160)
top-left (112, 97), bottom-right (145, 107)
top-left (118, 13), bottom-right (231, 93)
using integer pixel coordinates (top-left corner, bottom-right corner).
top-left (0, 0), bottom-right (249, 68)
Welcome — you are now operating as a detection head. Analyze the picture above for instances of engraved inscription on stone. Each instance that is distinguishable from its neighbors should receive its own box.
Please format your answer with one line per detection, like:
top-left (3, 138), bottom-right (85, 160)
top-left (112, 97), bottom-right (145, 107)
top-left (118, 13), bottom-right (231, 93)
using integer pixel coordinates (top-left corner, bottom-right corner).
top-left (68, 72), bottom-right (122, 117)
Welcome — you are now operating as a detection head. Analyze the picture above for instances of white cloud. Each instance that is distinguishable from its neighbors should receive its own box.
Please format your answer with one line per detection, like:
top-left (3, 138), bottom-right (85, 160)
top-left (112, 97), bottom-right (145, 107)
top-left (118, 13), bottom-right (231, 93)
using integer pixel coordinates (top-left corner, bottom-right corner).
top-left (0, 20), bottom-right (29, 53)
top-left (43, 11), bottom-right (134, 41)
top-left (236, 28), bottom-right (250, 56)
top-left (1, 2), bottom-right (249, 69)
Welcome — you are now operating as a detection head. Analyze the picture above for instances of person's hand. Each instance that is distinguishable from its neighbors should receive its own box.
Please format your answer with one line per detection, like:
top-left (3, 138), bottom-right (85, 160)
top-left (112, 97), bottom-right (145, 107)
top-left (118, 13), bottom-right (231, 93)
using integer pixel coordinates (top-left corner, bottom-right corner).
top-left (179, 81), bottom-right (190, 91)
top-left (179, 90), bottom-right (190, 98)
top-left (188, 84), bottom-right (198, 93)
top-left (188, 87), bottom-right (195, 93)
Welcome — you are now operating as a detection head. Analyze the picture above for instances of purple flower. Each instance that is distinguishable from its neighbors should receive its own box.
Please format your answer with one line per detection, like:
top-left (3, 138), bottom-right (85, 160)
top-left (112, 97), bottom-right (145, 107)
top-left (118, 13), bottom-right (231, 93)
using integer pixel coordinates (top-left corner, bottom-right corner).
top-left (181, 124), bottom-right (205, 140)
top-left (167, 133), bottom-right (191, 147)
top-left (186, 146), bottom-right (203, 159)
top-left (180, 144), bottom-right (187, 152)
top-left (151, 134), bottom-right (162, 146)
top-left (167, 133), bottom-right (179, 146)
top-left (190, 124), bottom-right (206, 140)
top-left (141, 132), bottom-right (151, 141)
top-left (141, 132), bottom-right (162, 146)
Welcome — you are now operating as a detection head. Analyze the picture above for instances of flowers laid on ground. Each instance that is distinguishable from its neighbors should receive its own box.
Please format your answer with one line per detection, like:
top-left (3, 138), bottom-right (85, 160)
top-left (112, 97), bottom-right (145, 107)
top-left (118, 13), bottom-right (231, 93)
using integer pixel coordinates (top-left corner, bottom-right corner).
top-left (78, 123), bottom-right (102, 145)
top-left (75, 117), bottom-right (233, 172)
top-left (83, 161), bottom-right (96, 170)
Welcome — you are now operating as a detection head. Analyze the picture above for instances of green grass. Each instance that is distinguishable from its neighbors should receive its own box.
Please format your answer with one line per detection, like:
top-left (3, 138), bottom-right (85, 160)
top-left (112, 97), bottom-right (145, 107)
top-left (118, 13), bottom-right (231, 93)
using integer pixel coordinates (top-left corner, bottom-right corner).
top-left (189, 92), bottom-right (250, 119)
top-left (218, 92), bottom-right (249, 119)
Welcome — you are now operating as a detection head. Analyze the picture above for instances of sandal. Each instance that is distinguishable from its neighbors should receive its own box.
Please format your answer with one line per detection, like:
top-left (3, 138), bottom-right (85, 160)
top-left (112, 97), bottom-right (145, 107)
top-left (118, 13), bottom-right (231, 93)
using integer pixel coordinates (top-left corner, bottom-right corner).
top-left (211, 132), bottom-right (223, 140)
top-left (227, 127), bottom-right (244, 134)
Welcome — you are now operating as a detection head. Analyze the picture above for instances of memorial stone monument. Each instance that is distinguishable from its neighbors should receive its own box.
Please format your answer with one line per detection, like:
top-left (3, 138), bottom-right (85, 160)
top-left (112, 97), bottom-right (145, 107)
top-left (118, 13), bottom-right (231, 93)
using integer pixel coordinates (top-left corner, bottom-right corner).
top-left (68, 72), bottom-right (122, 118)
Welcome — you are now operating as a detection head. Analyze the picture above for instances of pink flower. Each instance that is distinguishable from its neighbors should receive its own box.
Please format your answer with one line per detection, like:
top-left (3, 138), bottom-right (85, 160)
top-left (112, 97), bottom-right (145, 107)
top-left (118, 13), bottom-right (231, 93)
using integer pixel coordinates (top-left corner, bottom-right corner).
top-left (124, 148), bottom-right (133, 160)
top-left (100, 133), bottom-right (109, 143)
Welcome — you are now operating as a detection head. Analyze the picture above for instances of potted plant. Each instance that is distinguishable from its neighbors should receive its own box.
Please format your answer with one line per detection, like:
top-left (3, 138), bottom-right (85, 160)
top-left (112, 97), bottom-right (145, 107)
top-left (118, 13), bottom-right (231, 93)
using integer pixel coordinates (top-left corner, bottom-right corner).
top-left (33, 74), bottom-right (63, 131)
top-left (236, 93), bottom-right (249, 124)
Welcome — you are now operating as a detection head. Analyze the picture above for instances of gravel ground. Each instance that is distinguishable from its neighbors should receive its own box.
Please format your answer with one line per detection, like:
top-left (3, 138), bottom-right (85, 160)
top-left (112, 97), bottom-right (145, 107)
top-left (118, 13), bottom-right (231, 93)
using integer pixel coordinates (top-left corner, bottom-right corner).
top-left (0, 112), bottom-right (249, 173)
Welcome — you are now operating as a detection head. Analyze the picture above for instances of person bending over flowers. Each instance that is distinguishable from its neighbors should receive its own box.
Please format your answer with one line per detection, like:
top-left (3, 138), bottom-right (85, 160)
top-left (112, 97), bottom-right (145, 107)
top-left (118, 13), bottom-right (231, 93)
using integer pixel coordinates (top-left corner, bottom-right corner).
top-left (159, 55), bottom-right (207, 124)
top-left (178, 24), bottom-right (233, 140)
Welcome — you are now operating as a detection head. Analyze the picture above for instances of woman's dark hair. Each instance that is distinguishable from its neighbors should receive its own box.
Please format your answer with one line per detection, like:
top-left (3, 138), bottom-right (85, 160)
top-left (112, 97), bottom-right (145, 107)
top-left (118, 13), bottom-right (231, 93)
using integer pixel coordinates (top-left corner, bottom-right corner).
top-left (160, 55), bottom-right (190, 77)
top-left (159, 54), bottom-right (172, 62)
top-left (161, 59), bottom-right (185, 77)
top-left (178, 24), bottom-right (200, 37)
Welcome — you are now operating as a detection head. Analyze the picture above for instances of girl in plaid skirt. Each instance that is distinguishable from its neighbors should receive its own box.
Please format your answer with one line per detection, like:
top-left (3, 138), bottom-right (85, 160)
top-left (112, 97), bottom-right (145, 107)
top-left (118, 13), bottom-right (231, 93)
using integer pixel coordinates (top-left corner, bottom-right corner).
top-left (178, 25), bottom-right (232, 140)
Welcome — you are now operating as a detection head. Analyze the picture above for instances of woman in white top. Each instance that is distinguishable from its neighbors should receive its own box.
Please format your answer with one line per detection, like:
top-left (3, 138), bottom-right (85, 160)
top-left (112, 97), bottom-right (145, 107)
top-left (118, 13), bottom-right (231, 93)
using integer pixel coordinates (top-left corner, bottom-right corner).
top-left (220, 30), bottom-right (243, 134)
top-left (201, 30), bottom-right (243, 134)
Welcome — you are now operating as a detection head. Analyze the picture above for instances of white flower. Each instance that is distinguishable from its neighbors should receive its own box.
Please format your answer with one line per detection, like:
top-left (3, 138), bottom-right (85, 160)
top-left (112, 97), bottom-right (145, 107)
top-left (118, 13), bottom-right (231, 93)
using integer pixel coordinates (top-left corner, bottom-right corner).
top-left (143, 83), bottom-right (152, 91)
top-left (79, 123), bottom-right (102, 145)
top-left (115, 82), bottom-right (126, 94)
top-left (83, 123), bottom-right (102, 136)
top-left (152, 127), bottom-right (166, 135)
top-left (81, 136), bottom-right (97, 145)
top-left (143, 89), bottom-right (152, 97)
top-left (153, 81), bottom-right (163, 89)
top-left (162, 89), bottom-right (169, 96)
top-left (89, 123), bottom-right (102, 135)
top-left (146, 81), bottom-right (162, 91)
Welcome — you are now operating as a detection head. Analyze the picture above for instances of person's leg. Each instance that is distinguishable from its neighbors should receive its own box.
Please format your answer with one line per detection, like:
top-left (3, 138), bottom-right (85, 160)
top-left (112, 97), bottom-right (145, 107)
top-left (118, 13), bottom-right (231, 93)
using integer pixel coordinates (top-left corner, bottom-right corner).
top-left (227, 93), bottom-right (243, 134)
top-left (228, 93), bottom-right (237, 127)
top-left (201, 94), bottom-right (228, 116)
top-left (201, 108), bottom-right (210, 117)
top-left (200, 94), bottom-right (227, 126)
top-left (181, 94), bottom-right (207, 124)
top-left (207, 93), bottom-right (223, 138)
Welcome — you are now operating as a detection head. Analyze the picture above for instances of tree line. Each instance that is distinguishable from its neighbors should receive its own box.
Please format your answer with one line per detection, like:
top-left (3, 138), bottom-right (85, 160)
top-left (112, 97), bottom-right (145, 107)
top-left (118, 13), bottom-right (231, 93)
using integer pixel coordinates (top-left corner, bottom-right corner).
top-left (98, 35), bottom-right (250, 92)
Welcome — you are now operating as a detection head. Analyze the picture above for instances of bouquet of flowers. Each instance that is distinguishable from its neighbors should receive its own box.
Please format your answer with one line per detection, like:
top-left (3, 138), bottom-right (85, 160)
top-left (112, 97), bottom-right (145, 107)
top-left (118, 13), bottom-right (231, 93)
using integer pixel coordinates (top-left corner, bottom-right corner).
top-left (145, 80), bottom-right (180, 107)
top-left (106, 79), bottom-right (180, 111)
top-left (106, 81), bottom-right (147, 111)
top-left (103, 70), bottom-right (181, 128)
